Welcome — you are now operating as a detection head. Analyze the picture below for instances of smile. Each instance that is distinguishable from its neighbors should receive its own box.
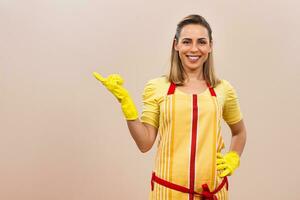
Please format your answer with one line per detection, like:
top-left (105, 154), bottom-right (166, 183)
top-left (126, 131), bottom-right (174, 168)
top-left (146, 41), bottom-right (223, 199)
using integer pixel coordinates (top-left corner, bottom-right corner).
top-left (186, 55), bottom-right (201, 62)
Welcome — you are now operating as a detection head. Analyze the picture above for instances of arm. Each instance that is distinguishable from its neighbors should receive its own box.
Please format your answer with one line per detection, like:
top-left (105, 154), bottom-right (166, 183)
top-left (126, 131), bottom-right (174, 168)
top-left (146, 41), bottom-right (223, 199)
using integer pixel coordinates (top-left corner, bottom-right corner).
top-left (93, 72), bottom-right (158, 153)
top-left (126, 120), bottom-right (158, 153)
top-left (217, 119), bottom-right (247, 177)
top-left (228, 119), bottom-right (247, 157)
top-left (217, 80), bottom-right (247, 177)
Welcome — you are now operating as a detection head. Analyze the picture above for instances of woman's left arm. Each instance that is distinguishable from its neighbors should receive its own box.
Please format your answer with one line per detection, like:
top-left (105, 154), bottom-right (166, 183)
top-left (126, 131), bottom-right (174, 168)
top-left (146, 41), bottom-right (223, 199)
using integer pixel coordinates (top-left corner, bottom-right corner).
top-left (217, 119), bottom-right (247, 177)
top-left (228, 119), bottom-right (247, 157)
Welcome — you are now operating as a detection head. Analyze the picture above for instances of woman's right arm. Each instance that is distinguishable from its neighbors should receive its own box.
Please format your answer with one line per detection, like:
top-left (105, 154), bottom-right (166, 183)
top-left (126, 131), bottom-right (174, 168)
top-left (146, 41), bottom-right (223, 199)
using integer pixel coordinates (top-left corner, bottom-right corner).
top-left (126, 120), bottom-right (158, 153)
top-left (92, 72), bottom-right (158, 153)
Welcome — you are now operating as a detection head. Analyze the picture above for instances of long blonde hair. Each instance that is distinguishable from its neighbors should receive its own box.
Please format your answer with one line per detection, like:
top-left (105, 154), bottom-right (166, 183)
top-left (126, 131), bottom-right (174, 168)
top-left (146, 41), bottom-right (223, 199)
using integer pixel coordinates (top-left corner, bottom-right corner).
top-left (168, 14), bottom-right (221, 87)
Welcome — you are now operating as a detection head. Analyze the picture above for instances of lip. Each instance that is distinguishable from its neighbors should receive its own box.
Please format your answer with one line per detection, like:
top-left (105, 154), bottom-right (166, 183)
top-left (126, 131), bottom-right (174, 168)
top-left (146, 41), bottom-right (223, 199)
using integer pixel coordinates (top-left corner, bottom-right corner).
top-left (186, 55), bottom-right (202, 60)
top-left (186, 55), bottom-right (201, 63)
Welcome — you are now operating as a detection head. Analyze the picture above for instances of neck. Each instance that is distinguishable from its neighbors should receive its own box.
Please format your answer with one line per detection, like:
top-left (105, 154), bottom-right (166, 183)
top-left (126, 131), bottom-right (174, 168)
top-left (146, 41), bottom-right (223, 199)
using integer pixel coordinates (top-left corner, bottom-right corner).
top-left (184, 68), bottom-right (204, 82)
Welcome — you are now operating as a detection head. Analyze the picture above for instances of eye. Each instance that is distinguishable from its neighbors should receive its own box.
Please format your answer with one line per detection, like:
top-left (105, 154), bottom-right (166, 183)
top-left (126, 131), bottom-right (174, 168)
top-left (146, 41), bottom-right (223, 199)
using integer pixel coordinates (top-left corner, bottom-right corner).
top-left (182, 40), bottom-right (190, 44)
top-left (199, 40), bottom-right (207, 44)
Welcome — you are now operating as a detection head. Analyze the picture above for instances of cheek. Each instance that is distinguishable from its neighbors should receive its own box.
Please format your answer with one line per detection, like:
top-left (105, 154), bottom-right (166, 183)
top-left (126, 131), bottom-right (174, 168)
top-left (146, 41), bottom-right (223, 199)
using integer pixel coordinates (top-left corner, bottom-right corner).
top-left (201, 45), bottom-right (212, 53)
top-left (178, 46), bottom-right (190, 55)
top-left (178, 53), bottom-right (186, 61)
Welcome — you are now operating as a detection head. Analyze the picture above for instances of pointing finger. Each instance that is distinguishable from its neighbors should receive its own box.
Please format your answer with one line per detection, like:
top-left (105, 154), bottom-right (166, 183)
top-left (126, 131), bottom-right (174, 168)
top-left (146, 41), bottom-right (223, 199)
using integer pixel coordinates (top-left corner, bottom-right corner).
top-left (93, 72), bottom-right (106, 84)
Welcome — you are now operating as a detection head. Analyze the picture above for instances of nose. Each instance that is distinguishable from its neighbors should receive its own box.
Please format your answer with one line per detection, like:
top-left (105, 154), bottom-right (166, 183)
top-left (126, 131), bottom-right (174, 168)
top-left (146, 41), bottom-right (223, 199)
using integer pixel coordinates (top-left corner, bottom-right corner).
top-left (190, 42), bottom-right (199, 52)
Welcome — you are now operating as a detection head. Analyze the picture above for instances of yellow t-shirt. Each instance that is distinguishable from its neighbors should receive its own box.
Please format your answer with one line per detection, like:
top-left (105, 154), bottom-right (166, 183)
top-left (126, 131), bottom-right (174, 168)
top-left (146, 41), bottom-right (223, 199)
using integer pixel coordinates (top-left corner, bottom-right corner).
top-left (140, 76), bottom-right (243, 128)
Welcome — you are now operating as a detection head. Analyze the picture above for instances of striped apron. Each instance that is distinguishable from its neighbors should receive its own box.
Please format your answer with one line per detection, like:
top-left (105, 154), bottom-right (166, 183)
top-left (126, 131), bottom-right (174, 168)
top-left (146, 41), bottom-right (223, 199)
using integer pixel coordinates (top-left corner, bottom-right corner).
top-left (149, 81), bottom-right (229, 200)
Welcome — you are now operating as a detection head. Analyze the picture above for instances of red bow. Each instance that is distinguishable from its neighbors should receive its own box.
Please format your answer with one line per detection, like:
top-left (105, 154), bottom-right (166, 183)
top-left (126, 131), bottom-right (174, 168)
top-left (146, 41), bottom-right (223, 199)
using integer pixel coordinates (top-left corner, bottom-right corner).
top-left (201, 183), bottom-right (218, 200)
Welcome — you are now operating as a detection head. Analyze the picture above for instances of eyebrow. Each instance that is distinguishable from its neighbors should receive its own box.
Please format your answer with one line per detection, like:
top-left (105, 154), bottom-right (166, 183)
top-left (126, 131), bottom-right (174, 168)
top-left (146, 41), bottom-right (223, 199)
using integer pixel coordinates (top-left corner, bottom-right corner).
top-left (182, 38), bottom-right (207, 40)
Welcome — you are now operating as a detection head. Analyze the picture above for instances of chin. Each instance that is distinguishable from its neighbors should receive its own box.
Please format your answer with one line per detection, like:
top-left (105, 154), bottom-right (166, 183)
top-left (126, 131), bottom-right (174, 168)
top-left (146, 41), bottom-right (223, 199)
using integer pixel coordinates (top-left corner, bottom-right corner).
top-left (183, 62), bottom-right (203, 70)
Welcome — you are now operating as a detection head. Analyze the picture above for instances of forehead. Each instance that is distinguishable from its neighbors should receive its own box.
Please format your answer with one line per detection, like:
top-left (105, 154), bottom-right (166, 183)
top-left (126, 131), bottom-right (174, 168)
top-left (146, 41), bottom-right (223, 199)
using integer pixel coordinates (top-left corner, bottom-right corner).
top-left (179, 24), bottom-right (209, 39)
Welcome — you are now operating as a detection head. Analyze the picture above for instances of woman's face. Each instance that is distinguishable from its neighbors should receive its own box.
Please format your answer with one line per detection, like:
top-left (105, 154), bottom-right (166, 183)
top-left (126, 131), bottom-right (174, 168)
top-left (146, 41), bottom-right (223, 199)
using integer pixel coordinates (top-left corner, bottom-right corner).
top-left (174, 24), bottom-right (212, 72)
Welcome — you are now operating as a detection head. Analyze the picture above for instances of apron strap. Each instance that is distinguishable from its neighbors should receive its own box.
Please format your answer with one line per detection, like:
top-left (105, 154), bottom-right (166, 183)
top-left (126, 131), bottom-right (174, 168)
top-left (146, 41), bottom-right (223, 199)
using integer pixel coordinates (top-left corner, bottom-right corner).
top-left (206, 82), bottom-right (217, 96)
top-left (167, 82), bottom-right (176, 95)
top-left (167, 81), bottom-right (217, 97)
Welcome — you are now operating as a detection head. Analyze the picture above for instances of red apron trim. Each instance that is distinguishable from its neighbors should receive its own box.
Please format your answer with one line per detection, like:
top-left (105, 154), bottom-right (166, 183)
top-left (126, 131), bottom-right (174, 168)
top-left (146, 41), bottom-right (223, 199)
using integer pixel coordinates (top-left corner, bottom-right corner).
top-left (206, 82), bottom-right (216, 96)
top-left (189, 94), bottom-right (198, 200)
top-left (167, 82), bottom-right (176, 95)
top-left (167, 81), bottom-right (217, 96)
top-left (151, 172), bottom-right (228, 200)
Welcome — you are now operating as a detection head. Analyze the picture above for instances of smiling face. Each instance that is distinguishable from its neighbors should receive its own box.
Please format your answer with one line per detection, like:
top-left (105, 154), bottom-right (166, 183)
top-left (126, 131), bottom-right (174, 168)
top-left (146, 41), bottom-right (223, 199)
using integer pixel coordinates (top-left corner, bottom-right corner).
top-left (174, 24), bottom-right (212, 73)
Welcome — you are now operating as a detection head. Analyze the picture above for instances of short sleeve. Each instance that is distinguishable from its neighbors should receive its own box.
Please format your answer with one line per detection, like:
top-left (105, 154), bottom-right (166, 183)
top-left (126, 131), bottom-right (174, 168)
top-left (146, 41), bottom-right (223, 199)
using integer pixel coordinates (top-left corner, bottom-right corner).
top-left (140, 80), bottom-right (160, 128)
top-left (222, 80), bottom-right (243, 125)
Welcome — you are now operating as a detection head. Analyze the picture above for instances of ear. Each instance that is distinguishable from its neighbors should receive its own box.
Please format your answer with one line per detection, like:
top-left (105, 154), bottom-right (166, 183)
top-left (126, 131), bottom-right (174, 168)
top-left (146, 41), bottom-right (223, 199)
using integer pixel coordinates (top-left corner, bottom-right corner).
top-left (208, 40), bottom-right (213, 53)
top-left (173, 39), bottom-right (179, 51)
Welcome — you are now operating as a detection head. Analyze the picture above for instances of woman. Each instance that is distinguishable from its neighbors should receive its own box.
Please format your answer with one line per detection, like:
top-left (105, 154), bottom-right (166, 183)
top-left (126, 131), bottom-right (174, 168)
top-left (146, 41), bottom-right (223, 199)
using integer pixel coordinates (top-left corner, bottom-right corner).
top-left (93, 14), bottom-right (247, 200)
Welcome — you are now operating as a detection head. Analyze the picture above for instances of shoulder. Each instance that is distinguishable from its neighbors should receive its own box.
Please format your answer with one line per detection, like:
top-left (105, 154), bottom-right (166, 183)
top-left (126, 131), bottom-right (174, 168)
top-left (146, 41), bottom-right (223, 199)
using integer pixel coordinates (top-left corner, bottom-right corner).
top-left (144, 75), bottom-right (170, 90)
top-left (215, 79), bottom-right (235, 91)
top-left (214, 79), bottom-right (240, 103)
top-left (215, 79), bottom-right (230, 86)
top-left (145, 75), bottom-right (169, 85)
top-left (142, 75), bottom-right (170, 96)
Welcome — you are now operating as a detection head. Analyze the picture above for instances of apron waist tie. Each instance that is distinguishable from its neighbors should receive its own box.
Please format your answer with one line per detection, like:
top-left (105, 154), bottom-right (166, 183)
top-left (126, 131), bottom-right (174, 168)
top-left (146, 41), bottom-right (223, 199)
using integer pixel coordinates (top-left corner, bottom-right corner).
top-left (151, 172), bottom-right (228, 200)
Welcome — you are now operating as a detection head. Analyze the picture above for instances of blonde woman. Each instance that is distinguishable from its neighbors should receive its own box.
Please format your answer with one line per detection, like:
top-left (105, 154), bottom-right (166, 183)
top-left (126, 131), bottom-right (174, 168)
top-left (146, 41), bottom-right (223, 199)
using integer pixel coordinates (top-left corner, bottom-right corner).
top-left (93, 14), bottom-right (247, 200)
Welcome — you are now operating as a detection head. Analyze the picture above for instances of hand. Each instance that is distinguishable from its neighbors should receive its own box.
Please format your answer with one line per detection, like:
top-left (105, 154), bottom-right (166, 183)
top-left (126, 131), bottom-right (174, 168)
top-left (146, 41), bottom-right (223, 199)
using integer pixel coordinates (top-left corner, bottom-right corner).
top-left (93, 72), bottom-right (128, 102)
top-left (216, 151), bottom-right (240, 178)
top-left (93, 72), bottom-right (138, 120)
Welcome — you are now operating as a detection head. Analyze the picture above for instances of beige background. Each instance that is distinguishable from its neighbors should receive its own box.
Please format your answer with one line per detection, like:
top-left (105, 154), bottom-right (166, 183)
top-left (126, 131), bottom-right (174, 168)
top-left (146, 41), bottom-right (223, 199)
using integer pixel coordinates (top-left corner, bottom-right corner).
top-left (1, 0), bottom-right (299, 199)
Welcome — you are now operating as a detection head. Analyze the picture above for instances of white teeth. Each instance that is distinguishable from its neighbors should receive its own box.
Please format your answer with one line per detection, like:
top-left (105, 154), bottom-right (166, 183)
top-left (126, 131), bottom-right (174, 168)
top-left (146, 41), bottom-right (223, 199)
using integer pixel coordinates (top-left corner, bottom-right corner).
top-left (187, 56), bottom-right (200, 61)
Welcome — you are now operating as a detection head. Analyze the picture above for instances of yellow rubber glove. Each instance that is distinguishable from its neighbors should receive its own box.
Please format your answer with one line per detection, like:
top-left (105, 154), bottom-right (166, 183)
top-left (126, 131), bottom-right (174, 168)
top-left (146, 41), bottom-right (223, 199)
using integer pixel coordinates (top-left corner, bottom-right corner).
top-left (216, 151), bottom-right (240, 177)
top-left (93, 72), bottom-right (139, 120)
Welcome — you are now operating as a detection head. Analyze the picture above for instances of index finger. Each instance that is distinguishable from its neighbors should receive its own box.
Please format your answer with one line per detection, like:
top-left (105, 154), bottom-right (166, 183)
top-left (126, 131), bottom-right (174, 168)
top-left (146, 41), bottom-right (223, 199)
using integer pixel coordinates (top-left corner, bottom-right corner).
top-left (93, 72), bottom-right (106, 83)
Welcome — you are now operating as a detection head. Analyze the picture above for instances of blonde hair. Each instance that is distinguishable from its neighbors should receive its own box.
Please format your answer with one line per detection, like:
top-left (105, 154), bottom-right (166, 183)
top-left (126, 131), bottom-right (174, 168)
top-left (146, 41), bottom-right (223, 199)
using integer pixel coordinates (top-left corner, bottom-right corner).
top-left (167, 14), bottom-right (221, 87)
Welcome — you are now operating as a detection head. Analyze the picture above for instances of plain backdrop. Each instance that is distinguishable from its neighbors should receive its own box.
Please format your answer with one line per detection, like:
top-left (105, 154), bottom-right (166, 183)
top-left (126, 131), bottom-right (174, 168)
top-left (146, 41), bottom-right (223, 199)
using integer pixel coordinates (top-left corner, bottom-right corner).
top-left (1, 0), bottom-right (300, 199)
